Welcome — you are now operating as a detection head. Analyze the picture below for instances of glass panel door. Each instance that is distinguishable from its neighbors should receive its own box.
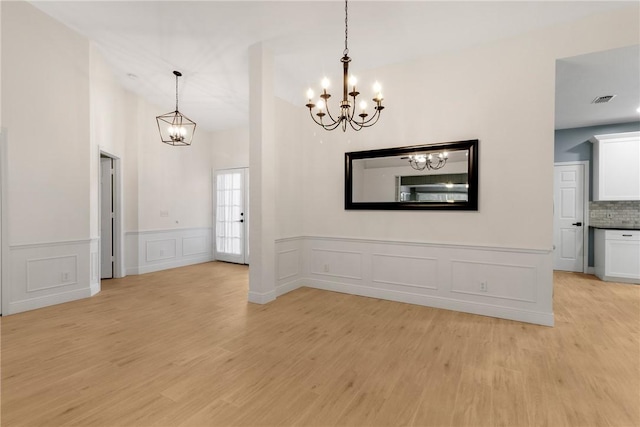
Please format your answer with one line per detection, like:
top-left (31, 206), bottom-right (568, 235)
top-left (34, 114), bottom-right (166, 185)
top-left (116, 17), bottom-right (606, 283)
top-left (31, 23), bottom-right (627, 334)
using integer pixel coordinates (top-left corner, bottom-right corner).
top-left (214, 168), bottom-right (248, 264)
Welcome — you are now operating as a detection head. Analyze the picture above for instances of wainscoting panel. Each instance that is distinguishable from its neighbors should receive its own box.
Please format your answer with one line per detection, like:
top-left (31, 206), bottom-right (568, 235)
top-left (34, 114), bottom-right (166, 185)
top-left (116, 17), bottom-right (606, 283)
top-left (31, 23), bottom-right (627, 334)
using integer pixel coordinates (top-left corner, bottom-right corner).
top-left (26, 254), bottom-right (77, 292)
top-left (451, 260), bottom-right (536, 302)
top-left (310, 248), bottom-right (363, 280)
top-left (146, 239), bottom-right (177, 262)
top-left (275, 237), bottom-right (304, 296)
top-left (372, 253), bottom-right (438, 291)
top-left (8, 240), bottom-right (92, 314)
top-left (126, 228), bottom-right (213, 275)
top-left (183, 236), bottom-right (208, 257)
top-left (275, 236), bottom-right (553, 326)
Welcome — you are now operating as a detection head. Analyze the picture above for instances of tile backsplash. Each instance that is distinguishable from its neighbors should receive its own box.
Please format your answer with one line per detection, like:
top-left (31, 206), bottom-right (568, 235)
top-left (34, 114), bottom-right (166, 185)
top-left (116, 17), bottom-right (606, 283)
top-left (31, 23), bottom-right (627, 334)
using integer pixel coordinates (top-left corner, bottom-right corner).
top-left (590, 201), bottom-right (640, 228)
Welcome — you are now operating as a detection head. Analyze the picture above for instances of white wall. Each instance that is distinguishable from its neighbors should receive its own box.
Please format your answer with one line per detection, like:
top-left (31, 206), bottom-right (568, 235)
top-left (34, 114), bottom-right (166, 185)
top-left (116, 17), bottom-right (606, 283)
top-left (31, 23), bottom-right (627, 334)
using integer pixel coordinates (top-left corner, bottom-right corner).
top-left (211, 127), bottom-right (249, 171)
top-left (2, 1), bottom-right (93, 313)
top-left (267, 4), bottom-right (640, 325)
top-left (3, 1), bottom-right (90, 245)
top-left (298, 5), bottom-right (639, 248)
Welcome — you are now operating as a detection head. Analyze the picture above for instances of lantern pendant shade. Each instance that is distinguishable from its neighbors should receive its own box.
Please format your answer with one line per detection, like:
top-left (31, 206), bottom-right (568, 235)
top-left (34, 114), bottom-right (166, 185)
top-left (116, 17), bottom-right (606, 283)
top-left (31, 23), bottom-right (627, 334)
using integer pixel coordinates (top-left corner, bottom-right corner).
top-left (156, 70), bottom-right (196, 146)
top-left (156, 110), bottom-right (196, 146)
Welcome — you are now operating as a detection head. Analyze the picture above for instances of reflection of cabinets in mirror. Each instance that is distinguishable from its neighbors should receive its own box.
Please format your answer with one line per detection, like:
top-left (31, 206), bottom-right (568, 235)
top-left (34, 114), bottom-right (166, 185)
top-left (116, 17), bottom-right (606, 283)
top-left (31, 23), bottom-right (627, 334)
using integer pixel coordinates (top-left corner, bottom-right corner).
top-left (396, 173), bottom-right (469, 202)
top-left (590, 132), bottom-right (640, 201)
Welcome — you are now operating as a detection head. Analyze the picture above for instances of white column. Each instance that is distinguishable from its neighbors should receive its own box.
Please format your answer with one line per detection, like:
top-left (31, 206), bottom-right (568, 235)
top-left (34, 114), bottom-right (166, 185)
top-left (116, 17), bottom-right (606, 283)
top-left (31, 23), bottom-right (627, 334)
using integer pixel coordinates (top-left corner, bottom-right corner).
top-left (248, 43), bottom-right (276, 304)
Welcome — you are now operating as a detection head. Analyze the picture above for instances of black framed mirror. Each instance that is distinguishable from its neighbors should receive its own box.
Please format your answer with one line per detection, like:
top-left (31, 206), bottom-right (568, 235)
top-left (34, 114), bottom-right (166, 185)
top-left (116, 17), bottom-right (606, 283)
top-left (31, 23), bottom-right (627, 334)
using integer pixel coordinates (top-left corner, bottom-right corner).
top-left (345, 139), bottom-right (478, 210)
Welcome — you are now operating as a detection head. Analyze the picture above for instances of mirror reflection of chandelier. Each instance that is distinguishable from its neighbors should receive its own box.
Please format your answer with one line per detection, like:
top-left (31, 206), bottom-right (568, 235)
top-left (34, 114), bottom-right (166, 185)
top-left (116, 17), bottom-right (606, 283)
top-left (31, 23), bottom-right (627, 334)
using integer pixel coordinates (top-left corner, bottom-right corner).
top-left (408, 152), bottom-right (448, 171)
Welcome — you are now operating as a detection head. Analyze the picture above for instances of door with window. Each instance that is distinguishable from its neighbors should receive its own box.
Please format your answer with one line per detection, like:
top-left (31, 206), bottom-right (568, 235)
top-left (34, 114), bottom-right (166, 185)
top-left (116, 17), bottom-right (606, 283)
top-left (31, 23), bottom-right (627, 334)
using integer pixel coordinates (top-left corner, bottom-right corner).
top-left (214, 168), bottom-right (249, 264)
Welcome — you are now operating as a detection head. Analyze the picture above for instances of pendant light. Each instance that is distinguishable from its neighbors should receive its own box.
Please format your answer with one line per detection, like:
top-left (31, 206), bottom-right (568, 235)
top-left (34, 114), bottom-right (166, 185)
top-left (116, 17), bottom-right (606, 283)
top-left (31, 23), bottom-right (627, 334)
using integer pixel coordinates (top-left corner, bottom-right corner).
top-left (156, 71), bottom-right (196, 146)
top-left (305, 0), bottom-right (385, 132)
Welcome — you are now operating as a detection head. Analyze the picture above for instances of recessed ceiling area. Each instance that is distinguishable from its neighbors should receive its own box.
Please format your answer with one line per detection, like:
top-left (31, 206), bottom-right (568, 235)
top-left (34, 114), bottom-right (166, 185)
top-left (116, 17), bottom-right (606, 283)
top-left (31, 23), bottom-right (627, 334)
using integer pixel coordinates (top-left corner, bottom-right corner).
top-left (555, 44), bottom-right (640, 130)
top-left (30, 1), bottom-right (636, 132)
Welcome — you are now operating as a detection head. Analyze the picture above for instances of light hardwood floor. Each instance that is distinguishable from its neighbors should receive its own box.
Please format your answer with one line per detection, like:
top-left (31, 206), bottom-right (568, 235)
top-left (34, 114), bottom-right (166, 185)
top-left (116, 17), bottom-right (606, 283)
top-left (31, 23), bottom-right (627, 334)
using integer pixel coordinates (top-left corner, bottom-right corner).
top-left (1, 262), bottom-right (639, 426)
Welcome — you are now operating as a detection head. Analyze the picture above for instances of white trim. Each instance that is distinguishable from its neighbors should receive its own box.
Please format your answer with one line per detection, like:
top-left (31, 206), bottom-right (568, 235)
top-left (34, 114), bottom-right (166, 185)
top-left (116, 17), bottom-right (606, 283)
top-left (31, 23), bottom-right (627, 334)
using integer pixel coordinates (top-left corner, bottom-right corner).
top-left (276, 279), bottom-right (302, 297)
top-left (8, 287), bottom-right (93, 314)
top-left (10, 239), bottom-right (92, 250)
top-left (125, 227), bottom-right (212, 236)
top-left (278, 235), bottom-right (552, 254)
top-left (554, 161), bottom-right (590, 273)
top-left (0, 127), bottom-right (8, 315)
top-left (303, 278), bottom-right (554, 327)
top-left (126, 254), bottom-right (212, 276)
top-left (100, 149), bottom-right (124, 279)
top-left (248, 289), bottom-right (276, 304)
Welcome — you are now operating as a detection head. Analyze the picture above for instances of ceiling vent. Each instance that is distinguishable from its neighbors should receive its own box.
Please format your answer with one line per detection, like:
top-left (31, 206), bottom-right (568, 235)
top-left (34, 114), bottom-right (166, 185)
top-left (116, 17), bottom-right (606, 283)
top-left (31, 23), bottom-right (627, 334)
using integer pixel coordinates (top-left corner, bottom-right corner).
top-left (592, 95), bottom-right (616, 104)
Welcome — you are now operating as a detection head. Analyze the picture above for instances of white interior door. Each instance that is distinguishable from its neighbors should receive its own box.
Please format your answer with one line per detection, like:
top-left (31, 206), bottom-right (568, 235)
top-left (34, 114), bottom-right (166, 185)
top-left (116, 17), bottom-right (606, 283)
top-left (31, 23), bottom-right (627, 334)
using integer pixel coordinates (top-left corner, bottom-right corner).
top-left (215, 168), bottom-right (249, 264)
top-left (100, 157), bottom-right (114, 279)
top-left (553, 163), bottom-right (585, 272)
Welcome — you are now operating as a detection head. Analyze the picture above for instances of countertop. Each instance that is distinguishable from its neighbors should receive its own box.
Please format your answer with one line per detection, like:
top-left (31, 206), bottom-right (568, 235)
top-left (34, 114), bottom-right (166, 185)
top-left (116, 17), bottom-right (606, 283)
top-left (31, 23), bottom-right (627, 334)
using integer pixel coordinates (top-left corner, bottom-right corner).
top-left (589, 225), bottom-right (640, 230)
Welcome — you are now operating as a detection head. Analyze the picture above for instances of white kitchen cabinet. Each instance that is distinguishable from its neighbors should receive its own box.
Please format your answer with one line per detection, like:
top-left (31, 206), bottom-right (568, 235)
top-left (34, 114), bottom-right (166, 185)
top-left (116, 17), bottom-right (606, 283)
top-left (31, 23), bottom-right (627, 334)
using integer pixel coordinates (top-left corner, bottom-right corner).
top-left (594, 229), bottom-right (640, 284)
top-left (590, 132), bottom-right (640, 201)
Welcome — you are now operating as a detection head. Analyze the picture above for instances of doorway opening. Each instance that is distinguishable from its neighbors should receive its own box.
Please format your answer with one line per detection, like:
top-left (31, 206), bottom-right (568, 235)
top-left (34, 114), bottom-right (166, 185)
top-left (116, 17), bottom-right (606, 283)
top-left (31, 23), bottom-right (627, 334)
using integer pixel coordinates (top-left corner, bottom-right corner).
top-left (214, 168), bottom-right (249, 264)
top-left (99, 151), bottom-right (123, 279)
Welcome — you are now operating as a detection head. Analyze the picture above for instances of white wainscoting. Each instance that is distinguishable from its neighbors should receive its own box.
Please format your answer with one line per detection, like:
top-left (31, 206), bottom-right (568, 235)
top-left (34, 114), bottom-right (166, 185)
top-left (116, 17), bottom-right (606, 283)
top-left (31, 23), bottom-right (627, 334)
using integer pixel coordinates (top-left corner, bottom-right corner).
top-left (90, 238), bottom-right (100, 296)
top-left (125, 228), bottom-right (213, 275)
top-left (275, 237), bottom-right (304, 297)
top-left (274, 236), bottom-right (553, 326)
top-left (7, 239), bottom-right (93, 315)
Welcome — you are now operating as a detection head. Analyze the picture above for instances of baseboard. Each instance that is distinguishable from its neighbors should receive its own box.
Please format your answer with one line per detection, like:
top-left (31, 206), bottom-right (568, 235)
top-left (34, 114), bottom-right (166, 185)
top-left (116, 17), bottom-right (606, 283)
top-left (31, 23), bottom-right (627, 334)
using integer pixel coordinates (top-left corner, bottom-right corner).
top-left (586, 267), bottom-right (595, 275)
top-left (126, 255), bottom-right (213, 275)
top-left (8, 287), bottom-right (93, 315)
top-left (304, 278), bottom-right (554, 326)
top-left (90, 282), bottom-right (101, 296)
top-left (275, 279), bottom-right (303, 297)
top-left (248, 289), bottom-right (277, 304)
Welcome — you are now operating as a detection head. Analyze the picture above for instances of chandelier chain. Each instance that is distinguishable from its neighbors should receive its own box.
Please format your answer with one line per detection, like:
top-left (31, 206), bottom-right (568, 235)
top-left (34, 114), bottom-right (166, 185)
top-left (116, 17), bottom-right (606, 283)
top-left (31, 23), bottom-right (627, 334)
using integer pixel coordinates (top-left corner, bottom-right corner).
top-left (344, 0), bottom-right (348, 56)
top-left (175, 74), bottom-right (179, 111)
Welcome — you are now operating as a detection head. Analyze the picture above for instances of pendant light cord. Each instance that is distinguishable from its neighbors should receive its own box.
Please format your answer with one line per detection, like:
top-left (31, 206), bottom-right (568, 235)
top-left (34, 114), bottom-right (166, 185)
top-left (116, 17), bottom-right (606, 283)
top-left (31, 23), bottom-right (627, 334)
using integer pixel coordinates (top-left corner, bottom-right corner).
top-left (175, 74), bottom-right (179, 112)
top-left (343, 0), bottom-right (349, 56)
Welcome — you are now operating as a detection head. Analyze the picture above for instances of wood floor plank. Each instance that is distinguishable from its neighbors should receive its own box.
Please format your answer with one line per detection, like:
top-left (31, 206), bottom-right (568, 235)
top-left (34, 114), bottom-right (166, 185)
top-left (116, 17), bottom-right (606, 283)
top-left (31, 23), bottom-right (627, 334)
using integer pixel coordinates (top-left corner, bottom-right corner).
top-left (1, 264), bottom-right (638, 426)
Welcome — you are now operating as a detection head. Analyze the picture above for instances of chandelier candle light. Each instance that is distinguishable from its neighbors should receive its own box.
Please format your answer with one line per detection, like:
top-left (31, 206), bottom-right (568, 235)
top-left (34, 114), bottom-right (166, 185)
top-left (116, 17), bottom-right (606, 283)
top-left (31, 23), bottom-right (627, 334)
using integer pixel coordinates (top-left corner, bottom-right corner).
top-left (305, 0), bottom-right (385, 132)
top-left (156, 71), bottom-right (196, 146)
top-left (408, 152), bottom-right (448, 171)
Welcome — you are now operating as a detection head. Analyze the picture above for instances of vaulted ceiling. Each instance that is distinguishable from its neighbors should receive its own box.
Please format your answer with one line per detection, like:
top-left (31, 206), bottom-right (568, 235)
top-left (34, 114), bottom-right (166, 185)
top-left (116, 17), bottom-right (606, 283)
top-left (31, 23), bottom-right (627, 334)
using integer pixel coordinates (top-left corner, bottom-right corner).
top-left (30, 1), bottom-right (638, 132)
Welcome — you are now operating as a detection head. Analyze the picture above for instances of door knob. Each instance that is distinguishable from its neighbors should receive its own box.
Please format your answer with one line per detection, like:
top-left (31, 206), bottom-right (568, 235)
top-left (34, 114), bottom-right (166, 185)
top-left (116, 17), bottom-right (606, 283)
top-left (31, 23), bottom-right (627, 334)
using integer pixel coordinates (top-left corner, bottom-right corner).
top-left (235, 219), bottom-right (244, 223)
top-left (572, 222), bottom-right (582, 226)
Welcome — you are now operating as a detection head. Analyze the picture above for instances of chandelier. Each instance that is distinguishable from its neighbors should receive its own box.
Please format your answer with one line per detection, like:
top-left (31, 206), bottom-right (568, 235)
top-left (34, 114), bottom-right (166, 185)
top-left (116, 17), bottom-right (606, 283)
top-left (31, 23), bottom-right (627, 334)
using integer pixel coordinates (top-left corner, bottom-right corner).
top-left (156, 71), bottom-right (196, 146)
top-left (305, 0), bottom-right (385, 132)
top-left (408, 152), bottom-right (448, 171)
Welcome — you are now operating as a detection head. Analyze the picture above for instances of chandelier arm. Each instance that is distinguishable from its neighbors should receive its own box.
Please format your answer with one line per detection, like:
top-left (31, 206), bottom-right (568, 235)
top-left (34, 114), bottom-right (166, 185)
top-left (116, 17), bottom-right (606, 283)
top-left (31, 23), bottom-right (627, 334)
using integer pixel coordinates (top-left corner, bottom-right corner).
top-left (322, 101), bottom-right (341, 125)
top-left (324, 119), bottom-right (345, 131)
top-left (355, 109), bottom-right (382, 128)
top-left (308, 109), bottom-right (326, 127)
top-left (308, 108), bottom-right (343, 130)
top-left (347, 116), bottom-right (365, 131)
